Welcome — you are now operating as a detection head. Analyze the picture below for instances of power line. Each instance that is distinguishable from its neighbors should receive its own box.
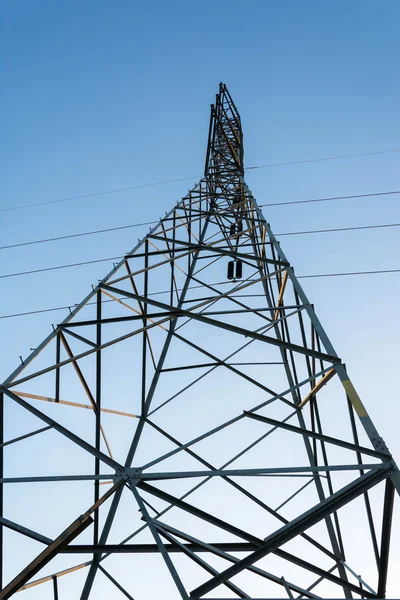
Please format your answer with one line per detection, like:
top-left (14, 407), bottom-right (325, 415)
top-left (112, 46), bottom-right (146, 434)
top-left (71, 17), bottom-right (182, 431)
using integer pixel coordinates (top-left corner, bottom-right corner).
top-left (276, 222), bottom-right (400, 237)
top-left (1, 189), bottom-right (400, 251)
top-left (1, 222), bottom-right (399, 279)
top-left (0, 257), bottom-right (124, 279)
top-left (0, 176), bottom-right (200, 213)
top-left (247, 148), bottom-right (400, 170)
top-left (299, 269), bottom-right (400, 279)
top-left (1, 268), bottom-right (399, 320)
top-left (260, 189), bottom-right (400, 208)
top-left (0, 222), bottom-right (157, 250)
top-left (2, 148), bottom-right (399, 213)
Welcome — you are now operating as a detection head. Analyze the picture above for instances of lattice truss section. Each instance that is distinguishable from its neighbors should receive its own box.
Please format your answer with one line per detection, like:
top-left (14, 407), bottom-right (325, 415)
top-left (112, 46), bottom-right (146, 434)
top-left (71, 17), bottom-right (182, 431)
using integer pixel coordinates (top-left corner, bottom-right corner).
top-left (0, 84), bottom-right (399, 600)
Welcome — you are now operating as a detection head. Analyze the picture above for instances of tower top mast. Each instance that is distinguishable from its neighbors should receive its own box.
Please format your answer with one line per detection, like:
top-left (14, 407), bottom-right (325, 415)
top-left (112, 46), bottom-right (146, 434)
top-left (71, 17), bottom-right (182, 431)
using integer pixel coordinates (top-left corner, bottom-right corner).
top-left (205, 82), bottom-right (244, 179)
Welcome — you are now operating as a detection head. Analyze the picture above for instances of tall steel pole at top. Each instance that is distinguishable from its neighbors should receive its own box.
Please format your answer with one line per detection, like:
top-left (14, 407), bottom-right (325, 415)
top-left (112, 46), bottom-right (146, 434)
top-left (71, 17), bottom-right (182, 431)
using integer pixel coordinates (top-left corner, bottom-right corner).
top-left (0, 83), bottom-right (398, 599)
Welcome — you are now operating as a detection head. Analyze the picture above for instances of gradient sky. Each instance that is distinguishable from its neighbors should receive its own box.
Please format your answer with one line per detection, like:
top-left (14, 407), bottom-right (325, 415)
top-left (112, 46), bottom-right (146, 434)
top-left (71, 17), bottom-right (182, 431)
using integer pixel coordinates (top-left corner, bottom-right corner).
top-left (1, 1), bottom-right (400, 597)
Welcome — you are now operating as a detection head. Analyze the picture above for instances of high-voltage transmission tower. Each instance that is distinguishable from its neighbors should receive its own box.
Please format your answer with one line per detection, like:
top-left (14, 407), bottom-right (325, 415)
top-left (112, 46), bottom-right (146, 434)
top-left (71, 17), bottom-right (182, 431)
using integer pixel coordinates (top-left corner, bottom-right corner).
top-left (0, 84), bottom-right (399, 600)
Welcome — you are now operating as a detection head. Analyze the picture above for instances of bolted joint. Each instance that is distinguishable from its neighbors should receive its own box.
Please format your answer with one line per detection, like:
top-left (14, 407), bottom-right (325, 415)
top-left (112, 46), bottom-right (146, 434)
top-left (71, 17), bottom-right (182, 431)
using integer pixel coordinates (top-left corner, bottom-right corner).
top-left (113, 467), bottom-right (142, 486)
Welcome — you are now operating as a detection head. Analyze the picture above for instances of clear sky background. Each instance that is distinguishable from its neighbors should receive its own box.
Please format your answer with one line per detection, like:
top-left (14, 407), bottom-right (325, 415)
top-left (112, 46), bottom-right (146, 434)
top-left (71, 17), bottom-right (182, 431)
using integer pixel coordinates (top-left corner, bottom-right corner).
top-left (1, 0), bottom-right (400, 597)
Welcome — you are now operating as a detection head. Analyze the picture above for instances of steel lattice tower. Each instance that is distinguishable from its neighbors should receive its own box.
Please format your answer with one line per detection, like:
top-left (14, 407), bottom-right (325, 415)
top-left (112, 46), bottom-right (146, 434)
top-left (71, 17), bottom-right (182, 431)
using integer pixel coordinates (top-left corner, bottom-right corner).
top-left (0, 83), bottom-right (399, 600)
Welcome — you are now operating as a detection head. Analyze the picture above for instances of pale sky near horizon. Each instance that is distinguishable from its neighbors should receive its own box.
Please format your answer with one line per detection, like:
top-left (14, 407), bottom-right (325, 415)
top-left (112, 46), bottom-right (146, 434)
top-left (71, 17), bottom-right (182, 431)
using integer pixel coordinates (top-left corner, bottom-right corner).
top-left (1, 1), bottom-right (400, 597)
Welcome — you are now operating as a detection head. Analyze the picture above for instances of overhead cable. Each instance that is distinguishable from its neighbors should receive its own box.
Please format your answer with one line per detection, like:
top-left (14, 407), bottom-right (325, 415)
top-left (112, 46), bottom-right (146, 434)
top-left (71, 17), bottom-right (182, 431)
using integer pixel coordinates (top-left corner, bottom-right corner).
top-left (1, 269), bottom-right (399, 320)
top-left (2, 148), bottom-right (399, 213)
top-left (1, 190), bottom-right (400, 250)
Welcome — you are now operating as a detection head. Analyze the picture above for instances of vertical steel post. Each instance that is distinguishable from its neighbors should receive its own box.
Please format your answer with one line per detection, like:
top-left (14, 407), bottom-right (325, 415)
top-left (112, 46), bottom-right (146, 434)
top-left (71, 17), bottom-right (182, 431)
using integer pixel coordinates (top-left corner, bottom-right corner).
top-left (94, 290), bottom-right (102, 549)
top-left (0, 392), bottom-right (3, 590)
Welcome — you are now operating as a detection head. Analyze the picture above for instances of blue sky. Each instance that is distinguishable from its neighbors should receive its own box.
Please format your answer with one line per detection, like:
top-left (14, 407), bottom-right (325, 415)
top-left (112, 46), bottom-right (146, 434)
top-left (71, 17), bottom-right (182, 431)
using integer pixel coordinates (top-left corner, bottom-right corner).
top-left (1, 1), bottom-right (400, 597)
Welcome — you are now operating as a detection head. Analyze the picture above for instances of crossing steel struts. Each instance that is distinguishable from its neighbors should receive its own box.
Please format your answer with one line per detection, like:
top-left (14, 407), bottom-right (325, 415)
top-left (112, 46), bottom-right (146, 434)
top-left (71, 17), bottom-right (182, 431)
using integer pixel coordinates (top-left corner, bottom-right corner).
top-left (1, 83), bottom-right (399, 599)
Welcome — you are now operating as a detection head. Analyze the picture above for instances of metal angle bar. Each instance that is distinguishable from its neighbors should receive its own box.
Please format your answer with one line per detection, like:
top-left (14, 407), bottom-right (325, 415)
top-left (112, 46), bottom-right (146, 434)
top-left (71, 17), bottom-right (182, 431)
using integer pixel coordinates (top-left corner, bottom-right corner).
top-left (298, 368), bottom-right (336, 408)
top-left (62, 542), bottom-right (260, 553)
top-left (52, 575), bottom-right (59, 600)
top-left (274, 478), bottom-right (314, 512)
top-left (377, 478), bottom-right (395, 597)
top-left (12, 390), bottom-right (138, 418)
top-left (60, 313), bottom-right (166, 328)
top-left (340, 561), bottom-right (376, 595)
top-left (160, 362), bottom-right (226, 372)
top-left (59, 326), bottom-right (98, 348)
top-left (186, 306), bottom-right (299, 316)
top-left (204, 103), bottom-right (216, 174)
top-left (281, 576), bottom-right (295, 599)
top-left (141, 239), bottom-right (149, 416)
top-left (299, 564), bottom-right (338, 598)
top-left (55, 332), bottom-right (60, 401)
top-left (189, 467), bottom-right (393, 598)
top-left (311, 394), bottom-right (346, 562)
top-left (124, 260), bottom-right (158, 370)
top-left (159, 221), bottom-right (181, 305)
top-left (0, 393), bottom-right (3, 590)
top-left (160, 361), bottom-right (282, 373)
top-left (0, 516), bottom-right (52, 545)
top-left (244, 411), bottom-right (390, 460)
top-left (0, 472), bottom-right (114, 487)
top-left (97, 564), bottom-right (136, 600)
top-left (154, 520), bottom-right (326, 600)
top-left (94, 290), bottom-right (102, 548)
top-left (137, 480), bottom-right (262, 545)
top-left (147, 232), bottom-right (287, 267)
top-left (140, 464), bottom-right (386, 480)
top-left (16, 562), bottom-right (92, 592)
top-left (0, 425), bottom-right (52, 448)
top-left (101, 284), bottom-right (338, 363)
top-left (274, 271), bottom-right (288, 320)
top-left (346, 396), bottom-right (380, 566)
top-left (0, 386), bottom-right (121, 471)
top-left (59, 332), bottom-right (97, 408)
top-left (130, 486), bottom-right (189, 600)
top-left (157, 527), bottom-right (250, 599)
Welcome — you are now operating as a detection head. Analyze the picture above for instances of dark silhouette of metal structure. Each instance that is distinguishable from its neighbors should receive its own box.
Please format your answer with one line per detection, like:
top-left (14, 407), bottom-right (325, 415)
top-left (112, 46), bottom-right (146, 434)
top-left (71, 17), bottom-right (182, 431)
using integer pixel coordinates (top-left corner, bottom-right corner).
top-left (0, 83), bottom-right (399, 599)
